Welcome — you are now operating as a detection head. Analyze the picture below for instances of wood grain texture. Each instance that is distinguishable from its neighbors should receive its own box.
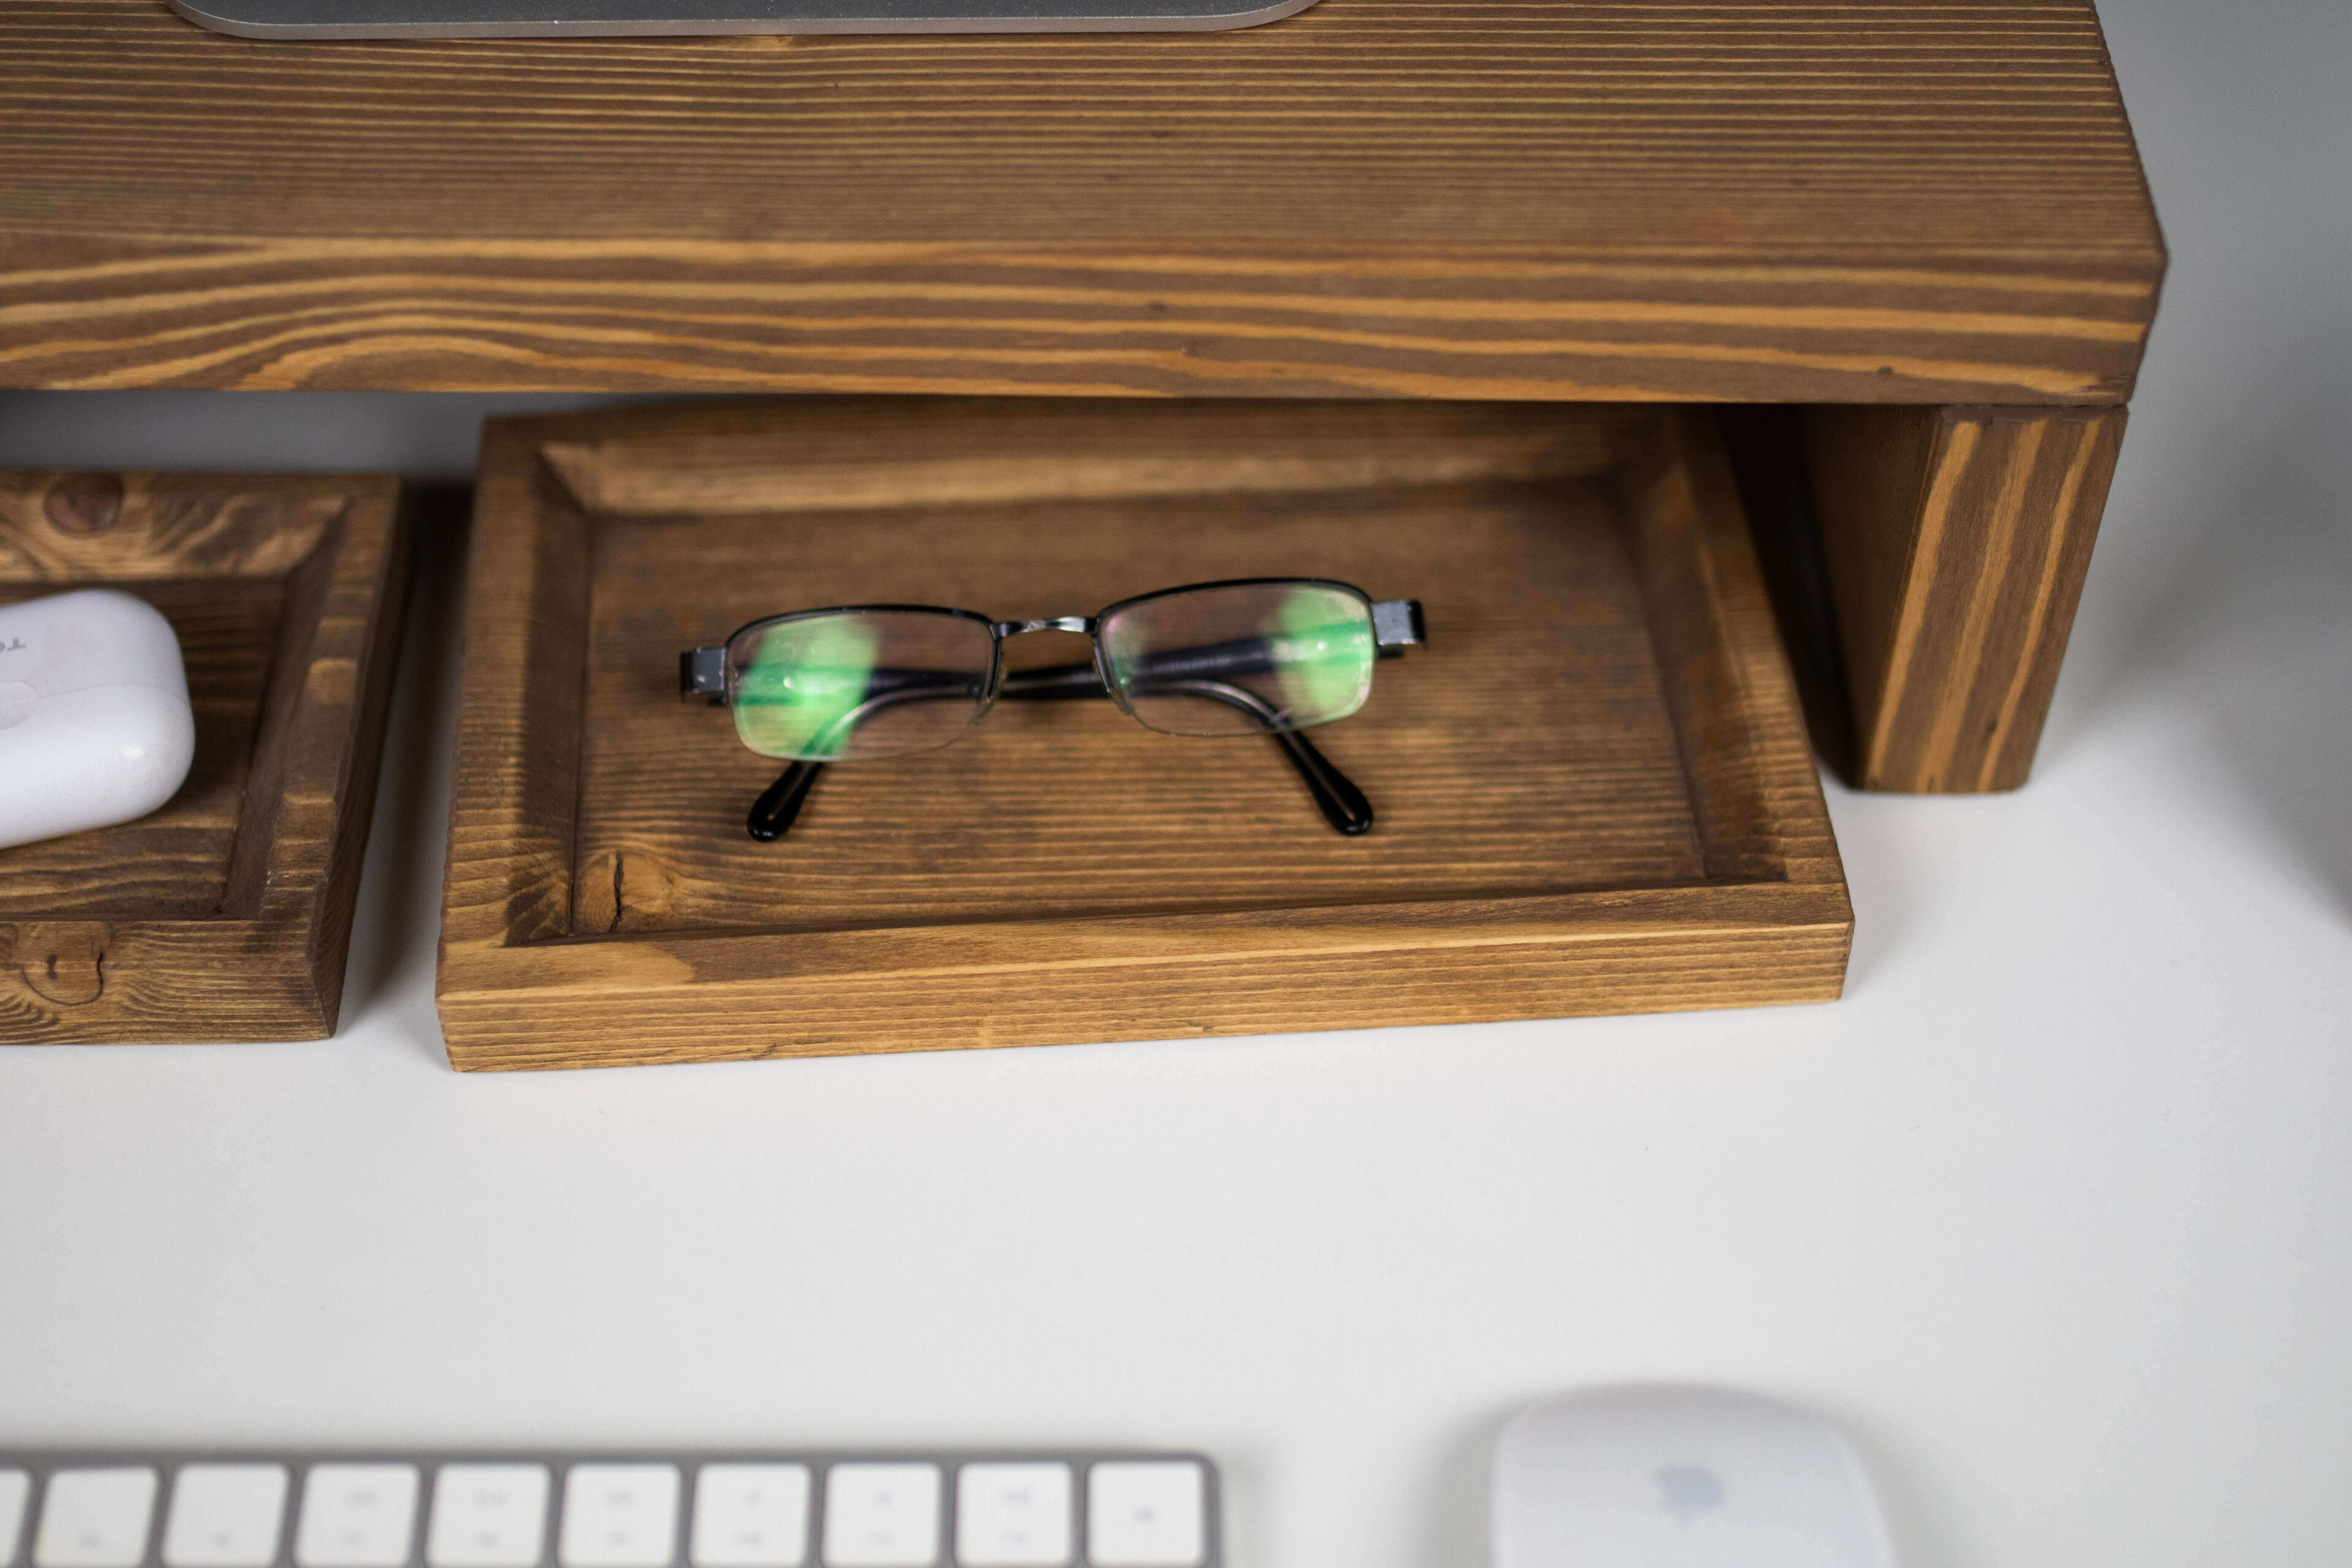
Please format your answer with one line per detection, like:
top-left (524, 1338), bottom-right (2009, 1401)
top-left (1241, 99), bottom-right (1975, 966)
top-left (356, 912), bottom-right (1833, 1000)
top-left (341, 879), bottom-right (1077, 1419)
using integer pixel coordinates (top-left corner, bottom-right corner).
top-left (1803, 402), bottom-right (2123, 790)
top-left (578, 467), bottom-right (1699, 933)
top-left (1616, 408), bottom-right (1843, 886)
top-left (439, 885), bottom-right (1854, 1069)
top-left (0, 470), bottom-right (411, 1041)
top-left (0, 0), bottom-right (2161, 401)
top-left (438, 398), bottom-right (1848, 1070)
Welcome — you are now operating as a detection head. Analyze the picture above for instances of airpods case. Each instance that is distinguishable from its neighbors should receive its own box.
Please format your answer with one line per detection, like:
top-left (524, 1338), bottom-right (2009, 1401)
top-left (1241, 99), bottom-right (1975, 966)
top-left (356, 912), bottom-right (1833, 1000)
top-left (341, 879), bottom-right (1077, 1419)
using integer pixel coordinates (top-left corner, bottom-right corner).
top-left (0, 588), bottom-right (197, 851)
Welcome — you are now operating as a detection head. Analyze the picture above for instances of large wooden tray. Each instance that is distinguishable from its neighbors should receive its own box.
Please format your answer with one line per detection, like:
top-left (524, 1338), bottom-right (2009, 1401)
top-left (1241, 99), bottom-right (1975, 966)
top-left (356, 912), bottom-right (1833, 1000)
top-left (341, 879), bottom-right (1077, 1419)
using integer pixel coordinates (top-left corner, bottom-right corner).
top-left (440, 399), bottom-right (1848, 1070)
top-left (0, 471), bottom-right (410, 1041)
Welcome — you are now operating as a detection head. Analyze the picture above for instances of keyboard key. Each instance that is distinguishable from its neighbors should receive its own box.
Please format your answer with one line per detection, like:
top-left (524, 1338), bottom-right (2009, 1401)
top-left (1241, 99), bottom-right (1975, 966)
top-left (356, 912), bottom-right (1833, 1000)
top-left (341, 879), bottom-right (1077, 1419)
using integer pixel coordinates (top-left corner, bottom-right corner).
top-left (297, 1466), bottom-right (420, 1568)
top-left (2, 1471), bottom-right (30, 1568)
top-left (427, 1466), bottom-right (549, 1568)
top-left (558, 1467), bottom-right (678, 1568)
top-left (953, 1465), bottom-right (1070, 1568)
top-left (1086, 1464), bottom-right (1203, 1568)
top-left (35, 1470), bottom-right (158, 1568)
top-left (0, 1451), bottom-right (1215, 1568)
top-left (688, 1467), bottom-right (807, 1568)
top-left (164, 1467), bottom-right (289, 1568)
top-left (818, 1465), bottom-right (937, 1568)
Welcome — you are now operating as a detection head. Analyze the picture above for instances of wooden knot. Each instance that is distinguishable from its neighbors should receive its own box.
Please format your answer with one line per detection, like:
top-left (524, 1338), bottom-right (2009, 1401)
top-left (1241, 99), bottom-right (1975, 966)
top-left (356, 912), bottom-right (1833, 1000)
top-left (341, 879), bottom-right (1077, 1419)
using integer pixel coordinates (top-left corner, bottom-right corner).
top-left (577, 849), bottom-right (678, 935)
top-left (44, 473), bottom-right (125, 536)
top-left (11, 922), bottom-right (109, 1006)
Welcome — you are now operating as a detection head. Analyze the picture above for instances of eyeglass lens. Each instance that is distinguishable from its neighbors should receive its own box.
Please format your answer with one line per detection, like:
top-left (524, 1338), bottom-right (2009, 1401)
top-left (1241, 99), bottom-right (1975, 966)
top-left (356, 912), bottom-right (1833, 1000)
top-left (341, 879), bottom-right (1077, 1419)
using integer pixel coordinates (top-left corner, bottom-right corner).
top-left (1099, 582), bottom-right (1377, 737)
top-left (728, 609), bottom-right (996, 761)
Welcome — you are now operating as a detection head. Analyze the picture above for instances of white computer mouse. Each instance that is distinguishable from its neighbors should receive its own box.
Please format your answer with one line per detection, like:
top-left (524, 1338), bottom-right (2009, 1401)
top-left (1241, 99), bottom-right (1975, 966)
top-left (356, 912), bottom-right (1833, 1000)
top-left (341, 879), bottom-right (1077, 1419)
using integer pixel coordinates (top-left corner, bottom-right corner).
top-left (0, 588), bottom-right (196, 851)
top-left (1492, 1386), bottom-right (1897, 1568)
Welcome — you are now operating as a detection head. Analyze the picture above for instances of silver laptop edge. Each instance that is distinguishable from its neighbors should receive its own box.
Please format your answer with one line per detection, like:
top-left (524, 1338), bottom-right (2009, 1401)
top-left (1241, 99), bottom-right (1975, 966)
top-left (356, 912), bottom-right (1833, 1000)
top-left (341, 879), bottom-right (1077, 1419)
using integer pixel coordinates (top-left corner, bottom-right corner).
top-left (169, 0), bottom-right (1322, 39)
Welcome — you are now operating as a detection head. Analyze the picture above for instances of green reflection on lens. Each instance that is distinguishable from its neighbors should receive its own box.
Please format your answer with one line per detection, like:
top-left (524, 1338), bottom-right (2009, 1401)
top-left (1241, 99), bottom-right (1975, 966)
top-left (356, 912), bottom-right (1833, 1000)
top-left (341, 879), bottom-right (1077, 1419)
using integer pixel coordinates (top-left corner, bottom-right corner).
top-left (733, 615), bottom-right (880, 759)
top-left (1271, 589), bottom-right (1374, 723)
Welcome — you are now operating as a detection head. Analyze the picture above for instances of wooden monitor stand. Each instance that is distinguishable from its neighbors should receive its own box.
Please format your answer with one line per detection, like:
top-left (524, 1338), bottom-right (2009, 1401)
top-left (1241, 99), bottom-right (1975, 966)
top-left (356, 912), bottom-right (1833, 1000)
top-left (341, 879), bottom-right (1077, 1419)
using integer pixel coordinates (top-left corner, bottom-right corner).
top-left (0, 0), bottom-right (2162, 795)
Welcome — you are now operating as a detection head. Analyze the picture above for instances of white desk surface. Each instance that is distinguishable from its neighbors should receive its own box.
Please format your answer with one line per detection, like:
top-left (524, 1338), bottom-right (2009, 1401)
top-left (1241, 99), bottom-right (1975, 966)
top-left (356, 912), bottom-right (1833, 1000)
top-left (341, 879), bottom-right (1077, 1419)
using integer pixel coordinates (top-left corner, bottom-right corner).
top-left (2, 3), bottom-right (2347, 1563)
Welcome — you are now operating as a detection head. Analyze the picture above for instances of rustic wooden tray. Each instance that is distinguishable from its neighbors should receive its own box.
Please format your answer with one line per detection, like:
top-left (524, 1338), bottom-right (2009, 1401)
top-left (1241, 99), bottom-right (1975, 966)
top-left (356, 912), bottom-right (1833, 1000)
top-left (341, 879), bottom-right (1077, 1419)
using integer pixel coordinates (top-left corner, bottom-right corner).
top-left (0, 471), bottom-right (410, 1041)
top-left (441, 400), bottom-right (1848, 1071)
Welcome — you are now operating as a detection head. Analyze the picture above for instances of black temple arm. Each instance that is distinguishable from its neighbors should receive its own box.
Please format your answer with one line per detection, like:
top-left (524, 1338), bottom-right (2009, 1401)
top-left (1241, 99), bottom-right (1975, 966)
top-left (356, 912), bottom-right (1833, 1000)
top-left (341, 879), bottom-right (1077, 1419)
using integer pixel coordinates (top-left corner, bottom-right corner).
top-left (1260, 726), bottom-right (1373, 835)
top-left (741, 662), bottom-right (1377, 843)
top-left (747, 760), bottom-right (825, 842)
top-left (1134, 677), bottom-right (1373, 835)
top-left (1000, 661), bottom-right (1113, 700)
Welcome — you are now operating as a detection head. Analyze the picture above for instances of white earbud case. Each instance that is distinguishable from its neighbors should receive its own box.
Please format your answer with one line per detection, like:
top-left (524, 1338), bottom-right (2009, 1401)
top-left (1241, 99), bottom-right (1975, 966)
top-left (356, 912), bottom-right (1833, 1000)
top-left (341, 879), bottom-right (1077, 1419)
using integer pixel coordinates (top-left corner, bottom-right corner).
top-left (0, 588), bottom-right (198, 851)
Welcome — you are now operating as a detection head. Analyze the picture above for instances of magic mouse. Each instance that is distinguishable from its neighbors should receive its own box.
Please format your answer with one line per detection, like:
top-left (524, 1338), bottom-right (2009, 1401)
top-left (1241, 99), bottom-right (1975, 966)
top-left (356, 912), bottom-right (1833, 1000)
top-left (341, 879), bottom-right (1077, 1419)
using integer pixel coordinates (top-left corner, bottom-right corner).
top-left (0, 588), bottom-right (196, 851)
top-left (1492, 1386), bottom-right (1897, 1568)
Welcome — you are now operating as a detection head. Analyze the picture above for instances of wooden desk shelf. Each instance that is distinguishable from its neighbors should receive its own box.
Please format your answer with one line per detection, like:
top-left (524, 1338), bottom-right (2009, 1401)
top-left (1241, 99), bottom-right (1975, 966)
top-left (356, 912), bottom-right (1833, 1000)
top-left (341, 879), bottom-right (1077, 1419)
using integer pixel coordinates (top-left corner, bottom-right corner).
top-left (0, 0), bottom-right (2164, 794)
top-left (1, 0), bottom-right (2159, 405)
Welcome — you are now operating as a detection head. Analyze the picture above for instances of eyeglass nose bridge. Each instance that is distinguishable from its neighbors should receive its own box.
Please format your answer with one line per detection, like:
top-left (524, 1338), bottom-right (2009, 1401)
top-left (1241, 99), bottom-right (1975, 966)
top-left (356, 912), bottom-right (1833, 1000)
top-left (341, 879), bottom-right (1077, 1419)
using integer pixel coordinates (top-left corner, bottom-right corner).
top-left (991, 615), bottom-right (1096, 638)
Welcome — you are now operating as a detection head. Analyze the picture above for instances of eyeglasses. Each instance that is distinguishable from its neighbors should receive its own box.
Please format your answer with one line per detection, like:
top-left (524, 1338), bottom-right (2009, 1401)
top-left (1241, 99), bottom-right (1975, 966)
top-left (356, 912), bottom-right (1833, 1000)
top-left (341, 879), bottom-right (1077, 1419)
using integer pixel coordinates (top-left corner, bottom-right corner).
top-left (681, 577), bottom-right (1427, 842)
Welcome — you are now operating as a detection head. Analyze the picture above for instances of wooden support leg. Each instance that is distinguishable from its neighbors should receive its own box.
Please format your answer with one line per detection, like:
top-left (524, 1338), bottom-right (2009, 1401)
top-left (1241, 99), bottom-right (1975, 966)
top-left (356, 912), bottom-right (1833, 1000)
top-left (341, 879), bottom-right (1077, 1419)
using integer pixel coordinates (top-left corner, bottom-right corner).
top-left (1801, 404), bottom-right (2126, 793)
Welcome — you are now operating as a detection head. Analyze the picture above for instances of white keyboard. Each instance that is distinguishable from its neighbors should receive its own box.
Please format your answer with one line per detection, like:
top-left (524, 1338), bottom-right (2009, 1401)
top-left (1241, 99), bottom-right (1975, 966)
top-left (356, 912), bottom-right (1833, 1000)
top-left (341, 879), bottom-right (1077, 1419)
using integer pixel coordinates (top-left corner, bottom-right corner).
top-left (0, 1451), bottom-right (1219, 1568)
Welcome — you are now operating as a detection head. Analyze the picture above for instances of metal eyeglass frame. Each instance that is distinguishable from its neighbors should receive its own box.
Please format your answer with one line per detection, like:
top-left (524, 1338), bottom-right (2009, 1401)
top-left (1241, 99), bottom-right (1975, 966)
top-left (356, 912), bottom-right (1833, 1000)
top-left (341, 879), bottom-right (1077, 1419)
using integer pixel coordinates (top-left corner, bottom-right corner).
top-left (680, 577), bottom-right (1428, 842)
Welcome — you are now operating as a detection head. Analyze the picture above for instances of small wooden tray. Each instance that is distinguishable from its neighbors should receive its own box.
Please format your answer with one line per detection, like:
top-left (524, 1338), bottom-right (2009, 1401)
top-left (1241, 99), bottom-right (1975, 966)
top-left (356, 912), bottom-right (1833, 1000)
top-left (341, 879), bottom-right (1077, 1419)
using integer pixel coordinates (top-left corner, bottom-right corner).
top-left (0, 471), bottom-right (410, 1041)
top-left (441, 400), bottom-right (1848, 1070)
